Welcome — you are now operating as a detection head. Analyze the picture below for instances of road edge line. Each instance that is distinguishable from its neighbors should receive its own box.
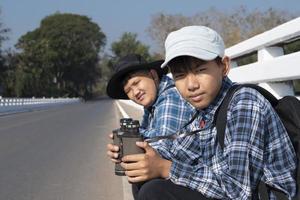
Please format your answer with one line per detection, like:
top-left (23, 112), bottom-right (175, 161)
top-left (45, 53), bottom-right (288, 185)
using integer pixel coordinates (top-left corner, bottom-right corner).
top-left (115, 100), bottom-right (133, 200)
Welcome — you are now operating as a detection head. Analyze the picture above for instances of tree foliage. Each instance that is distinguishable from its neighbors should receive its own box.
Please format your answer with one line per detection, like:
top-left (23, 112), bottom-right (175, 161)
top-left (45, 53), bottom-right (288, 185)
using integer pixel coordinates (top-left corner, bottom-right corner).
top-left (16, 13), bottom-right (106, 98)
top-left (147, 7), bottom-right (297, 54)
top-left (0, 50), bottom-right (18, 96)
top-left (0, 9), bottom-right (10, 50)
top-left (111, 32), bottom-right (151, 61)
top-left (0, 9), bottom-right (11, 96)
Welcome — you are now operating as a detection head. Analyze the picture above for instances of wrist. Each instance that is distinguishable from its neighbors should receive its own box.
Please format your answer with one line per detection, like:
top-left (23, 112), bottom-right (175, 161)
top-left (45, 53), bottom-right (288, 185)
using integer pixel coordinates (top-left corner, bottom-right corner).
top-left (160, 159), bottom-right (172, 179)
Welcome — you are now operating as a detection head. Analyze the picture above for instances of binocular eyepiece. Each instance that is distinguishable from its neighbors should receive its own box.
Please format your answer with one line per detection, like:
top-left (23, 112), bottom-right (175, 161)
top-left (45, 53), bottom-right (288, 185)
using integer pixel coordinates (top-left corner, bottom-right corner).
top-left (119, 118), bottom-right (140, 134)
top-left (113, 118), bottom-right (145, 176)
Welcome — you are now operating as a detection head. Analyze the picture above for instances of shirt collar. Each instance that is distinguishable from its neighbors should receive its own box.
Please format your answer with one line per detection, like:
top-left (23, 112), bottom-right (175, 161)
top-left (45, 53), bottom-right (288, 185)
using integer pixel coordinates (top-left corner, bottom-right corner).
top-left (157, 75), bottom-right (174, 96)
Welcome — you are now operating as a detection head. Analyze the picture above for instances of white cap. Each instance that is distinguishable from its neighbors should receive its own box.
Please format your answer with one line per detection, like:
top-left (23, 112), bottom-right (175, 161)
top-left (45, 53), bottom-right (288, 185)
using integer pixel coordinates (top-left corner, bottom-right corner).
top-left (161, 26), bottom-right (225, 68)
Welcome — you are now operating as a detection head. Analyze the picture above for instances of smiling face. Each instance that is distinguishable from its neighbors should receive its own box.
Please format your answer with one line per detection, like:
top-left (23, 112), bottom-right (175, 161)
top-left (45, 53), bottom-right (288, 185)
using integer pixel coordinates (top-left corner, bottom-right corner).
top-left (123, 70), bottom-right (158, 108)
top-left (169, 56), bottom-right (229, 109)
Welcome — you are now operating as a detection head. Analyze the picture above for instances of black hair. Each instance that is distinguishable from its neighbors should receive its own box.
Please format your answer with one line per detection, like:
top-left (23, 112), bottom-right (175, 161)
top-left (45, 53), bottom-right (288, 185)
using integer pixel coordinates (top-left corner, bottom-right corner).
top-left (168, 56), bottom-right (223, 74)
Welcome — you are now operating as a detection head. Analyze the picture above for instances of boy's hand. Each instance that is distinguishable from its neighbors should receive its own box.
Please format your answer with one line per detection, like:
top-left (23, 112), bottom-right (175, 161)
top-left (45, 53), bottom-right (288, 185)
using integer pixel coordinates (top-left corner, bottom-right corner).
top-left (121, 141), bottom-right (171, 183)
top-left (106, 133), bottom-right (121, 163)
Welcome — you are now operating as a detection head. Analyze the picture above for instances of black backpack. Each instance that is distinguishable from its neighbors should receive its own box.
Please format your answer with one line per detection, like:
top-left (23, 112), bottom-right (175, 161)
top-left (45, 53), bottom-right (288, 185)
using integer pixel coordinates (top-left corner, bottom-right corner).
top-left (215, 84), bottom-right (300, 200)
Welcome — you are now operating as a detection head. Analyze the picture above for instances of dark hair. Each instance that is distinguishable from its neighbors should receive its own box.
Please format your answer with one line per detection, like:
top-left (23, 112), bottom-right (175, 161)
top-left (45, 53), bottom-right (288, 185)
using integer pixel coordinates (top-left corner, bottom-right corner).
top-left (168, 56), bottom-right (223, 74)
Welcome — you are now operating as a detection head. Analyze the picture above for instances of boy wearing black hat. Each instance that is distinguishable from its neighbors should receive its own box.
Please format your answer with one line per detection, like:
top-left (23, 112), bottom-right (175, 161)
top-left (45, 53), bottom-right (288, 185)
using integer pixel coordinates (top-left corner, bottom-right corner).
top-left (119, 27), bottom-right (297, 200)
top-left (106, 54), bottom-right (194, 178)
top-left (106, 54), bottom-right (193, 139)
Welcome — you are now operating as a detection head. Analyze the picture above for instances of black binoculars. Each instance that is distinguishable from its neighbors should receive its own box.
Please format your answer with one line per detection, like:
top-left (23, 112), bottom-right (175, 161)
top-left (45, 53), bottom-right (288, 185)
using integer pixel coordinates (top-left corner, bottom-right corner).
top-left (113, 118), bottom-right (145, 176)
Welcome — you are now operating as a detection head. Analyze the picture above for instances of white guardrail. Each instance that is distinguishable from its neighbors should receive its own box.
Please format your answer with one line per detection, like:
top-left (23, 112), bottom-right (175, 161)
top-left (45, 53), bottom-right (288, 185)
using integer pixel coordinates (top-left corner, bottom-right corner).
top-left (226, 17), bottom-right (300, 99)
top-left (0, 96), bottom-right (81, 114)
top-left (119, 17), bottom-right (300, 108)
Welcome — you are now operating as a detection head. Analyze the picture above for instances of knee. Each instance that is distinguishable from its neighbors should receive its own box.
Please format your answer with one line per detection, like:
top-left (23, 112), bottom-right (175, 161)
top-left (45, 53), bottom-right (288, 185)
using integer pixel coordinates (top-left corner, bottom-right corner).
top-left (137, 179), bottom-right (166, 200)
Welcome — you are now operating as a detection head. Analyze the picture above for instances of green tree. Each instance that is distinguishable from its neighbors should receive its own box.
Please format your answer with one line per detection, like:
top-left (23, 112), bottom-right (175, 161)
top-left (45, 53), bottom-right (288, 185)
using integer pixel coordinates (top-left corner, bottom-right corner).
top-left (0, 50), bottom-right (24, 97)
top-left (0, 9), bottom-right (9, 50)
top-left (16, 13), bottom-right (106, 98)
top-left (111, 32), bottom-right (151, 61)
top-left (94, 53), bottom-right (114, 96)
top-left (0, 9), bottom-right (11, 96)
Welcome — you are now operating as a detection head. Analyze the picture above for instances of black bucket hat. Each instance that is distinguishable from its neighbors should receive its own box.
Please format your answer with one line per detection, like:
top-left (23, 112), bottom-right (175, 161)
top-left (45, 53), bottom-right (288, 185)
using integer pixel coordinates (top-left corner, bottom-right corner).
top-left (106, 54), bottom-right (167, 99)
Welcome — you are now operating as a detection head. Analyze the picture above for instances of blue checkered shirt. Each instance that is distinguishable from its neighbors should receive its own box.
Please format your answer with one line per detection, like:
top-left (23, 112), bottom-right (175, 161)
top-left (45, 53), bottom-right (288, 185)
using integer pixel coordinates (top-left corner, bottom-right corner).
top-left (140, 75), bottom-right (194, 138)
top-left (155, 77), bottom-right (297, 200)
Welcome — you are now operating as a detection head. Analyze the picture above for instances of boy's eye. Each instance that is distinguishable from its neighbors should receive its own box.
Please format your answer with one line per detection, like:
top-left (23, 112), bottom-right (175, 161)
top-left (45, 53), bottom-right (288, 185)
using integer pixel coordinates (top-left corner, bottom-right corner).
top-left (133, 80), bottom-right (140, 86)
top-left (195, 67), bottom-right (206, 73)
top-left (173, 73), bottom-right (185, 80)
top-left (124, 79), bottom-right (140, 94)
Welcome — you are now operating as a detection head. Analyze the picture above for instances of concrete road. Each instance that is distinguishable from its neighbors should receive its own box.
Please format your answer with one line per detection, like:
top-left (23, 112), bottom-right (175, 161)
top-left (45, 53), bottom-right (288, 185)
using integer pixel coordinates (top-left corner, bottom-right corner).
top-left (0, 100), bottom-right (128, 200)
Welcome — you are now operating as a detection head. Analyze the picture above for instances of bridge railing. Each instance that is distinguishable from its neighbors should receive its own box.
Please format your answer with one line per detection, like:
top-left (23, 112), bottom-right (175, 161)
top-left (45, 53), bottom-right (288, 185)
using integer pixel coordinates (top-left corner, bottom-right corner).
top-left (0, 96), bottom-right (81, 114)
top-left (118, 17), bottom-right (300, 110)
top-left (0, 97), bottom-right (81, 106)
top-left (226, 17), bottom-right (300, 99)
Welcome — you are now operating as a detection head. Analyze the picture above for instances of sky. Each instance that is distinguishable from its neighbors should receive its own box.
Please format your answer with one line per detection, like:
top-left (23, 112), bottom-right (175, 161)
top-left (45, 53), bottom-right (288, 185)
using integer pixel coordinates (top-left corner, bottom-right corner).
top-left (1, 0), bottom-right (300, 54)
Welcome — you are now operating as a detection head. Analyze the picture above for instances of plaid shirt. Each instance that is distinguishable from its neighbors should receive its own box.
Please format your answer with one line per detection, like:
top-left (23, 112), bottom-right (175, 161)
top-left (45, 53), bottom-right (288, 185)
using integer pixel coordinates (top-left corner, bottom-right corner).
top-left (140, 75), bottom-right (194, 138)
top-left (155, 77), bottom-right (297, 200)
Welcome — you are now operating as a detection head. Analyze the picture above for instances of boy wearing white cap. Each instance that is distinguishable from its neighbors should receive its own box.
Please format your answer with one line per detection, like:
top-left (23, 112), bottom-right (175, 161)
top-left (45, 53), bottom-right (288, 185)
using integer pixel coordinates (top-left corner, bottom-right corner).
top-left (120, 26), bottom-right (297, 200)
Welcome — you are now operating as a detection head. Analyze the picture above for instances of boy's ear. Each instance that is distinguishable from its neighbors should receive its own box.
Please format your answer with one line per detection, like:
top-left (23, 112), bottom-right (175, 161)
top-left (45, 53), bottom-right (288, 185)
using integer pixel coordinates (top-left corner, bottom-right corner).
top-left (149, 69), bottom-right (159, 82)
top-left (221, 56), bottom-right (230, 76)
top-left (149, 69), bottom-right (160, 88)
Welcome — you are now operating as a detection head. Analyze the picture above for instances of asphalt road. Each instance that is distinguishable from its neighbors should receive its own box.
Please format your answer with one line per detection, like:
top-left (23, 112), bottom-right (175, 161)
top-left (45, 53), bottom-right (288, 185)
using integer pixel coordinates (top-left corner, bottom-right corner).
top-left (0, 100), bottom-right (127, 200)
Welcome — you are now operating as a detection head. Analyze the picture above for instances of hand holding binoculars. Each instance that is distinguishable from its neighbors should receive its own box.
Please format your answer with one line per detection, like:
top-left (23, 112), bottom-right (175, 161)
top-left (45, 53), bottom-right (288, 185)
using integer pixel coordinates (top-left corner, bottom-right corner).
top-left (112, 118), bottom-right (145, 176)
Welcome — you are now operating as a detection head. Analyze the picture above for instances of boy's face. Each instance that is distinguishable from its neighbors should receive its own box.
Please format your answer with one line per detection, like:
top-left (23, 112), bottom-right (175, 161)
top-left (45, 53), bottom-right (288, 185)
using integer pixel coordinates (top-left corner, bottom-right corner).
top-left (123, 72), bottom-right (158, 108)
top-left (170, 57), bottom-right (229, 109)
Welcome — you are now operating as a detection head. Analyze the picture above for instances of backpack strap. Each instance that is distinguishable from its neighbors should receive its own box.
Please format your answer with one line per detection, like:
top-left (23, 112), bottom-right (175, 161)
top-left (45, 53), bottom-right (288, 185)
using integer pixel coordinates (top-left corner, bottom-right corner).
top-left (215, 84), bottom-right (279, 149)
top-left (215, 84), bottom-right (291, 200)
top-left (241, 84), bottom-right (278, 106)
top-left (215, 84), bottom-right (240, 149)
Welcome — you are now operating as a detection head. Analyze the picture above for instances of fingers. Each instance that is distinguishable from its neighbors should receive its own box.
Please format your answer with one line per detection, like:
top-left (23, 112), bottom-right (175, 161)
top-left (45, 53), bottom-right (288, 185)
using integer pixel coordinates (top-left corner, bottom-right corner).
top-left (122, 153), bottom-right (146, 163)
top-left (106, 150), bottom-right (120, 163)
top-left (122, 163), bottom-right (149, 183)
top-left (126, 170), bottom-right (148, 183)
top-left (107, 143), bottom-right (120, 163)
top-left (121, 159), bottom-right (144, 170)
top-left (127, 175), bottom-right (147, 183)
top-left (125, 168), bottom-right (148, 177)
top-left (109, 158), bottom-right (120, 163)
top-left (107, 143), bottom-right (119, 152)
top-left (107, 133), bottom-right (118, 162)
top-left (136, 141), bottom-right (151, 151)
